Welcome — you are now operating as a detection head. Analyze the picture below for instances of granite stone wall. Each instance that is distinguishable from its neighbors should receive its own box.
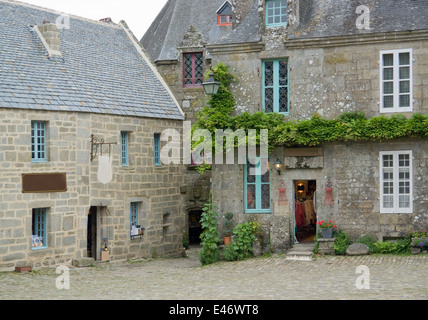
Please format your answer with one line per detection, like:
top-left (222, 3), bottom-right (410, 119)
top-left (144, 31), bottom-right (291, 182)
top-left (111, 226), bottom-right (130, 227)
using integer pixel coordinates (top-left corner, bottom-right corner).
top-left (0, 109), bottom-right (187, 271)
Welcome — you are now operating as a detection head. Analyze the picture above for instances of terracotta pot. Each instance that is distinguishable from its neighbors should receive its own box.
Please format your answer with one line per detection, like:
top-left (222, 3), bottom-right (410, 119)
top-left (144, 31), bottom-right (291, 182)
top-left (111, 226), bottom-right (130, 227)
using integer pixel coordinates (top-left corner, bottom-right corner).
top-left (223, 236), bottom-right (232, 245)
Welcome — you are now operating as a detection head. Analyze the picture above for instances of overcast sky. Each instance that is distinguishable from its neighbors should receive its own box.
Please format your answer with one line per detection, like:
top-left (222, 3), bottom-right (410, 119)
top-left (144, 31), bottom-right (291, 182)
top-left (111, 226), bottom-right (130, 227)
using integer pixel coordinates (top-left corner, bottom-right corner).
top-left (18, 0), bottom-right (169, 39)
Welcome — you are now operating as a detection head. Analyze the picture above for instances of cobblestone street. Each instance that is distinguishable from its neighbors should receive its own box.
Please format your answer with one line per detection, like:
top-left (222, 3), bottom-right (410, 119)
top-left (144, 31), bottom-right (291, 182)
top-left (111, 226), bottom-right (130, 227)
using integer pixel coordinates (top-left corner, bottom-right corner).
top-left (1, 247), bottom-right (428, 301)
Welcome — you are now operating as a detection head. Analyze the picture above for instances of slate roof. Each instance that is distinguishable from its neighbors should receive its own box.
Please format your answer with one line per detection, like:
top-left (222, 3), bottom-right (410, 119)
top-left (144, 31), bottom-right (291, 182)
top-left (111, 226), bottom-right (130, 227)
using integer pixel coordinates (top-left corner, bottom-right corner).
top-left (292, 0), bottom-right (428, 39)
top-left (0, 0), bottom-right (184, 120)
top-left (211, 0), bottom-right (261, 46)
top-left (141, 0), bottom-right (232, 62)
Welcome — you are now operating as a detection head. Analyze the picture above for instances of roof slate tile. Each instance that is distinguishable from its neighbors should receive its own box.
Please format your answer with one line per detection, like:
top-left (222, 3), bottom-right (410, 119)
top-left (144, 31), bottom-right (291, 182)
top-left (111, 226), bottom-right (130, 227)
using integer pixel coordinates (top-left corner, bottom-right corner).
top-left (0, 0), bottom-right (183, 120)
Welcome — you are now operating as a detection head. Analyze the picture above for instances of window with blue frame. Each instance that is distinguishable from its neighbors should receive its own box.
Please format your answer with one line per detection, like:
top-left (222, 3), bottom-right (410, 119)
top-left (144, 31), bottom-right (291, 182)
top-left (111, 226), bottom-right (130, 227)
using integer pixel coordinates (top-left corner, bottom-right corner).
top-left (266, 0), bottom-right (287, 27)
top-left (263, 59), bottom-right (289, 114)
top-left (244, 158), bottom-right (271, 213)
top-left (32, 208), bottom-right (47, 249)
top-left (120, 131), bottom-right (128, 166)
top-left (31, 121), bottom-right (47, 162)
top-left (130, 202), bottom-right (138, 228)
top-left (154, 133), bottom-right (161, 166)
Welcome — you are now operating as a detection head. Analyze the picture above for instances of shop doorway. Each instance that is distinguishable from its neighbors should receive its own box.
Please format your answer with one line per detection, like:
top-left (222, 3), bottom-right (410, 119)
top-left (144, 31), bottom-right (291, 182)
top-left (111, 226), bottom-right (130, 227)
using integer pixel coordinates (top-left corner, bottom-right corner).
top-left (294, 180), bottom-right (317, 243)
top-left (87, 206), bottom-right (99, 259)
top-left (188, 210), bottom-right (203, 245)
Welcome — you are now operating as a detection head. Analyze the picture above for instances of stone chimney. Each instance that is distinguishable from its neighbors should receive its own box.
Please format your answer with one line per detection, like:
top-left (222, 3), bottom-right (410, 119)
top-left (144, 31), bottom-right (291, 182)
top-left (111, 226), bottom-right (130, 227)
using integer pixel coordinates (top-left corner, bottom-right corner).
top-left (99, 17), bottom-right (114, 24)
top-left (35, 20), bottom-right (61, 56)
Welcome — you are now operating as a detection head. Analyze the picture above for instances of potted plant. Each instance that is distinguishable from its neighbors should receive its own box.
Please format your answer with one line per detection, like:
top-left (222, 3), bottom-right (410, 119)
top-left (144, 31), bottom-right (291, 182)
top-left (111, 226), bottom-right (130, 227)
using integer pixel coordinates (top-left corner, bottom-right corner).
top-left (317, 220), bottom-right (337, 238)
top-left (223, 212), bottom-right (234, 245)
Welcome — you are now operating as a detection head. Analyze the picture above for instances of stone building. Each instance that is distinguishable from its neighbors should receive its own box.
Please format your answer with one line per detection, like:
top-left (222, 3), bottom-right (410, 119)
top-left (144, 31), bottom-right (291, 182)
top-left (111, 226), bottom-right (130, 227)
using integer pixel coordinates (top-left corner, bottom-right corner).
top-left (0, 0), bottom-right (187, 271)
top-left (142, 0), bottom-right (428, 252)
top-left (141, 0), bottom-right (235, 244)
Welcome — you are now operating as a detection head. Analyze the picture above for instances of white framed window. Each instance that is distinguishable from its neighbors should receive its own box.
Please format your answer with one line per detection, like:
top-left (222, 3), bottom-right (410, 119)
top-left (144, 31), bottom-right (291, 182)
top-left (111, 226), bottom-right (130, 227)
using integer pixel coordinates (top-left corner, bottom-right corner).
top-left (379, 150), bottom-right (413, 213)
top-left (380, 49), bottom-right (413, 113)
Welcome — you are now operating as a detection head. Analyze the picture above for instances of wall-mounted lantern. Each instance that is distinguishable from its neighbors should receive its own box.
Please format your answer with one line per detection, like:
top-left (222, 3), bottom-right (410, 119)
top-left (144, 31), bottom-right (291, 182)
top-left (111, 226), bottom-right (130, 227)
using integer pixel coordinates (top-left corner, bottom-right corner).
top-left (202, 72), bottom-right (220, 95)
top-left (274, 158), bottom-right (282, 175)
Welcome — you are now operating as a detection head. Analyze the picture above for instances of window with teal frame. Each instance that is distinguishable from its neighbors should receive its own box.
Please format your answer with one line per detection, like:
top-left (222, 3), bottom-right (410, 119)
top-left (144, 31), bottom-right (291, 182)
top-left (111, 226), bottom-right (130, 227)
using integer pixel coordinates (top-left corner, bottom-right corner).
top-left (266, 0), bottom-right (287, 27)
top-left (32, 208), bottom-right (47, 249)
top-left (244, 158), bottom-right (271, 213)
top-left (120, 131), bottom-right (128, 167)
top-left (31, 121), bottom-right (47, 162)
top-left (154, 133), bottom-right (161, 166)
top-left (263, 59), bottom-right (289, 114)
top-left (130, 202), bottom-right (138, 228)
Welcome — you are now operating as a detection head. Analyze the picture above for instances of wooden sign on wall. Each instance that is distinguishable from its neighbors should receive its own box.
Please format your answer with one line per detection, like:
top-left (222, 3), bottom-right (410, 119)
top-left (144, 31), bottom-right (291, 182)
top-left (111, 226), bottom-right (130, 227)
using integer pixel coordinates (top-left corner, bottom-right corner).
top-left (22, 173), bottom-right (67, 193)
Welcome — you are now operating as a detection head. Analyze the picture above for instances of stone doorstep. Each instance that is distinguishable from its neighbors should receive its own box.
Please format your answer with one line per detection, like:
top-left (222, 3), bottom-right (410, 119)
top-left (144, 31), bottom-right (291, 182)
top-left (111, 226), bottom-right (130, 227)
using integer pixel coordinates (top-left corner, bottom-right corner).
top-left (72, 257), bottom-right (95, 267)
top-left (285, 251), bottom-right (313, 261)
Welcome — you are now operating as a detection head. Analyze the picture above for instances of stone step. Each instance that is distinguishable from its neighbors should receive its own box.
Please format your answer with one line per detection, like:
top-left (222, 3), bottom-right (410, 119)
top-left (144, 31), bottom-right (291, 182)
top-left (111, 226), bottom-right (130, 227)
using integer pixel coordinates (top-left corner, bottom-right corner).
top-left (72, 257), bottom-right (95, 267)
top-left (285, 251), bottom-right (313, 261)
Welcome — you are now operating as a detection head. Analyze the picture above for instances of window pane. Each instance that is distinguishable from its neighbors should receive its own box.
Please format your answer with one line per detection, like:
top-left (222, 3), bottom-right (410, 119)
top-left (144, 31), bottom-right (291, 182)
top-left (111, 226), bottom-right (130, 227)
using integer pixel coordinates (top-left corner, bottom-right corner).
top-left (32, 208), bottom-right (46, 248)
top-left (399, 195), bottom-right (410, 208)
top-left (279, 87), bottom-right (288, 113)
top-left (260, 159), bottom-right (269, 183)
top-left (184, 54), bottom-right (192, 78)
top-left (264, 61), bottom-right (274, 86)
top-left (383, 82), bottom-right (393, 94)
top-left (383, 195), bottom-right (394, 208)
top-left (247, 161), bottom-right (256, 183)
top-left (383, 54), bottom-right (393, 66)
top-left (383, 154), bottom-right (393, 166)
top-left (399, 81), bottom-right (410, 94)
top-left (399, 52), bottom-right (410, 65)
top-left (261, 184), bottom-right (270, 209)
top-left (130, 203), bottom-right (139, 229)
top-left (383, 96), bottom-right (394, 108)
top-left (383, 68), bottom-right (393, 80)
top-left (279, 61), bottom-right (288, 86)
top-left (265, 88), bottom-right (274, 113)
top-left (399, 95), bottom-right (410, 107)
top-left (399, 154), bottom-right (409, 166)
top-left (246, 184), bottom-right (256, 209)
top-left (154, 134), bottom-right (161, 166)
top-left (399, 67), bottom-right (410, 79)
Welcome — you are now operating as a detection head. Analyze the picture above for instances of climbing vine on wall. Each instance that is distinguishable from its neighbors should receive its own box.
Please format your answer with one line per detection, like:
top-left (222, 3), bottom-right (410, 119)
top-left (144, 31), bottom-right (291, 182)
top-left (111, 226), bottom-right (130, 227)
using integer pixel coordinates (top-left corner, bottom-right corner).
top-left (192, 63), bottom-right (428, 152)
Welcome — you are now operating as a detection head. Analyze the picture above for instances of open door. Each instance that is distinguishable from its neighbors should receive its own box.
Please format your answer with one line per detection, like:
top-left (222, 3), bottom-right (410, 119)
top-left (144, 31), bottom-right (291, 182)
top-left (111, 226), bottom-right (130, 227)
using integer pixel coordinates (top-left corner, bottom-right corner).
top-left (188, 210), bottom-right (203, 245)
top-left (294, 180), bottom-right (317, 242)
top-left (87, 206), bottom-right (100, 260)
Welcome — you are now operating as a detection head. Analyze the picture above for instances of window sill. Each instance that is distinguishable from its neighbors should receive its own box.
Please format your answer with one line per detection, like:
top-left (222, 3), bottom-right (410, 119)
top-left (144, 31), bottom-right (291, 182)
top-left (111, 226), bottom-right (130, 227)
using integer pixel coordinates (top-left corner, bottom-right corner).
top-left (130, 234), bottom-right (144, 240)
top-left (245, 210), bottom-right (272, 214)
top-left (32, 246), bottom-right (48, 251)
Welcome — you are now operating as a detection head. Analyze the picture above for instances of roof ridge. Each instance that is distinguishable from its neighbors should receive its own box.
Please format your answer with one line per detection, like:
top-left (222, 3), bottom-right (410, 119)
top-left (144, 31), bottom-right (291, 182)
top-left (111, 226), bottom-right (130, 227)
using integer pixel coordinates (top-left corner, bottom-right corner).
top-left (2, 0), bottom-right (121, 29)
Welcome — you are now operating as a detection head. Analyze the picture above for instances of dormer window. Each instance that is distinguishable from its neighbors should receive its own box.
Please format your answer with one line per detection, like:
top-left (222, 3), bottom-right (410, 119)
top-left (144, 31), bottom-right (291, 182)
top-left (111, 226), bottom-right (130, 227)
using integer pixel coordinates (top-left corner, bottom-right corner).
top-left (217, 1), bottom-right (232, 26)
top-left (266, 0), bottom-right (287, 27)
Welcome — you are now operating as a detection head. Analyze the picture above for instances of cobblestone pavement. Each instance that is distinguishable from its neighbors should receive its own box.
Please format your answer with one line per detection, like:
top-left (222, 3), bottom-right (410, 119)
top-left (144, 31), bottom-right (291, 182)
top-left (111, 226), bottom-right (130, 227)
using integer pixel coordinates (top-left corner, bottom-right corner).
top-left (1, 246), bottom-right (428, 301)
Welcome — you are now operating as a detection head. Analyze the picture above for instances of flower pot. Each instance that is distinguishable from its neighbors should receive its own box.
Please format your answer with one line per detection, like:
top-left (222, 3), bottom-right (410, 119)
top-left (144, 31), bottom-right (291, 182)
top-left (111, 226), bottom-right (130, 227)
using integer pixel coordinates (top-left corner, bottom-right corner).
top-left (321, 228), bottom-right (333, 239)
top-left (223, 236), bottom-right (231, 246)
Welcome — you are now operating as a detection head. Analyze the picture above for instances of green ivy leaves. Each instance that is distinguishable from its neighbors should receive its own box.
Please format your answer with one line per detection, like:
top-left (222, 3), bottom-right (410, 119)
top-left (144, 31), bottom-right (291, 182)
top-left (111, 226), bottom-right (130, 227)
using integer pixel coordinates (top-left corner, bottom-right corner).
top-left (194, 63), bottom-right (428, 150)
